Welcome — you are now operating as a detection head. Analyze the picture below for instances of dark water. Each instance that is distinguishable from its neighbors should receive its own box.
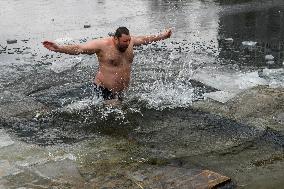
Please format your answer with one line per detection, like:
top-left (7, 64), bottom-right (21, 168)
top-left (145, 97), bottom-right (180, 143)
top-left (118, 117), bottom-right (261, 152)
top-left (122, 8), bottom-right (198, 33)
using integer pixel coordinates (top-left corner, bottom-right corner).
top-left (217, 0), bottom-right (284, 68)
top-left (0, 0), bottom-right (284, 188)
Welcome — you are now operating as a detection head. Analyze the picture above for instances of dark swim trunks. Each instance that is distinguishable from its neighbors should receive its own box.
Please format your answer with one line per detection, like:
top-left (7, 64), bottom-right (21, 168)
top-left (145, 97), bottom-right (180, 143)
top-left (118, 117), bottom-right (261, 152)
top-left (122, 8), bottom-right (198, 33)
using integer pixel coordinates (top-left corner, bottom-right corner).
top-left (93, 84), bottom-right (123, 100)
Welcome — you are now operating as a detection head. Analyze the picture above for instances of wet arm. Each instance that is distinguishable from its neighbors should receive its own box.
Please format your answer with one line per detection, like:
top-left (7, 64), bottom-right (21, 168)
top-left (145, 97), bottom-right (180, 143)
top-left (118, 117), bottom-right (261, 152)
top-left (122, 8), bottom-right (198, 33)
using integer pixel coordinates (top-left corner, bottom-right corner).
top-left (133, 29), bottom-right (172, 46)
top-left (54, 44), bottom-right (84, 55)
top-left (43, 40), bottom-right (101, 55)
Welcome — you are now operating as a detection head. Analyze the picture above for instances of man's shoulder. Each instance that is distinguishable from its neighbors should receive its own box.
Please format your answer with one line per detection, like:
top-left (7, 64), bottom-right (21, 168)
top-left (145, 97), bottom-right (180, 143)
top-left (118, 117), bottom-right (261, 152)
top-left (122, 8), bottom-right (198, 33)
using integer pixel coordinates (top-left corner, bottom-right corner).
top-left (95, 37), bottom-right (112, 43)
top-left (92, 37), bottom-right (113, 48)
top-left (84, 37), bottom-right (111, 49)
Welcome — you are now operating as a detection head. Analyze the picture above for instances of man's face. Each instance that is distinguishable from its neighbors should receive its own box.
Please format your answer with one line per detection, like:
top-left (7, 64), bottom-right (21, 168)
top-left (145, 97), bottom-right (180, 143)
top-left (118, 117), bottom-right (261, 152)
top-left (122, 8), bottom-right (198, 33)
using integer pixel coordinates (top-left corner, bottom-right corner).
top-left (115, 34), bottom-right (131, 52)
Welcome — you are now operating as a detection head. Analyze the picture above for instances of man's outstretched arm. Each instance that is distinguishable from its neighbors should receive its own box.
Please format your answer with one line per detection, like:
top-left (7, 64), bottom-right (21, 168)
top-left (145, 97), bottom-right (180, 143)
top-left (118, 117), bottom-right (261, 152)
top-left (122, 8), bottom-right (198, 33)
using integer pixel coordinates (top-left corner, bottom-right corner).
top-left (42, 40), bottom-right (101, 55)
top-left (132, 29), bottom-right (172, 46)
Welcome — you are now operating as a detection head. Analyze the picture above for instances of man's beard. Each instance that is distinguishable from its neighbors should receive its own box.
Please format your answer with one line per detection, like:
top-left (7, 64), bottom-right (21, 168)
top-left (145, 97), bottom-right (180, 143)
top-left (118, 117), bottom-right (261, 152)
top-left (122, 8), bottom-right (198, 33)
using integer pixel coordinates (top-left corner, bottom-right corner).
top-left (118, 45), bottom-right (128, 52)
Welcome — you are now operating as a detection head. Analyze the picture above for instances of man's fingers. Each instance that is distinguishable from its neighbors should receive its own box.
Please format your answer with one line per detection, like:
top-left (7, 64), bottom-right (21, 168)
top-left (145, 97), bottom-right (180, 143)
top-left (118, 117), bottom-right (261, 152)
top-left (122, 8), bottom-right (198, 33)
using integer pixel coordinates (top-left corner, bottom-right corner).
top-left (165, 29), bottom-right (172, 38)
top-left (164, 28), bottom-right (172, 38)
top-left (42, 41), bottom-right (54, 46)
top-left (42, 41), bottom-right (57, 51)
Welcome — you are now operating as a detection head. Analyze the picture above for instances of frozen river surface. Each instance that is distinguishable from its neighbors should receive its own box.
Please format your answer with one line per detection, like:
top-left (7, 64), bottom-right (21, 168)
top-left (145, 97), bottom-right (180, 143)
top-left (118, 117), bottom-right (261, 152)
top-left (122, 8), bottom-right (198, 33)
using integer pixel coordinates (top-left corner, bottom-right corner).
top-left (0, 0), bottom-right (283, 188)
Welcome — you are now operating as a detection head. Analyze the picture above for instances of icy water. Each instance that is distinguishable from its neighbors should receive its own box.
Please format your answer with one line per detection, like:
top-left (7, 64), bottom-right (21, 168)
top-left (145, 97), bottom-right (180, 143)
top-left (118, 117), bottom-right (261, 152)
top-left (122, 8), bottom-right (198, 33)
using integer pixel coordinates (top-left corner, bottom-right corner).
top-left (0, 0), bottom-right (284, 188)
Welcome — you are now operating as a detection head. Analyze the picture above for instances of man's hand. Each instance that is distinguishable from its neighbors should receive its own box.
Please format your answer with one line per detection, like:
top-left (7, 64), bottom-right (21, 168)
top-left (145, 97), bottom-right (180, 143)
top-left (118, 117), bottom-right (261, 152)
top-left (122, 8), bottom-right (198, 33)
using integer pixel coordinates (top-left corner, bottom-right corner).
top-left (131, 28), bottom-right (173, 46)
top-left (42, 41), bottom-right (60, 52)
top-left (162, 28), bottom-right (172, 39)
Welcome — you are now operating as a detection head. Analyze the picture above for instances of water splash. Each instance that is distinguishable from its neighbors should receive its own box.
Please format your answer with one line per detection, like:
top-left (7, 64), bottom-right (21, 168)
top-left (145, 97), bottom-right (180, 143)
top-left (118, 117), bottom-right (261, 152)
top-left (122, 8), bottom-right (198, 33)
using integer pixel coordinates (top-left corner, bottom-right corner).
top-left (49, 57), bottom-right (83, 73)
top-left (138, 80), bottom-right (195, 110)
top-left (131, 43), bottom-right (196, 110)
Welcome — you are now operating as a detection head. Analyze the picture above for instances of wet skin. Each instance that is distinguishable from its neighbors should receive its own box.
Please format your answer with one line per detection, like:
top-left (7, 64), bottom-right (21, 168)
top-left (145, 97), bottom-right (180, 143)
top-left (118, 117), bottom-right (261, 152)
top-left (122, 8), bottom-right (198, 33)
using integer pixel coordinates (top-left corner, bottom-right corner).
top-left (43, 29), bottom-right (172, 94)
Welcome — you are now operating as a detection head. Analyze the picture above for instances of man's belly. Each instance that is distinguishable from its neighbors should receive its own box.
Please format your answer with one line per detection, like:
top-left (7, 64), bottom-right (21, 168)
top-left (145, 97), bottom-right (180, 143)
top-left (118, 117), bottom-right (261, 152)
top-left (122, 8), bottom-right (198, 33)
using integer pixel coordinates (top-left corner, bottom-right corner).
top-left (93, 70), bottom-right (130, 93)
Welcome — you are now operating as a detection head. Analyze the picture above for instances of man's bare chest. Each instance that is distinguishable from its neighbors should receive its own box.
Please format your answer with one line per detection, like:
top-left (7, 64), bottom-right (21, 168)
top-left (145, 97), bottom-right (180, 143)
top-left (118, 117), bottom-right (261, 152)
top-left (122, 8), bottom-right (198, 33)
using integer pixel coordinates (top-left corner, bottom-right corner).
top-left (100, 48), bottom-right (134, 67)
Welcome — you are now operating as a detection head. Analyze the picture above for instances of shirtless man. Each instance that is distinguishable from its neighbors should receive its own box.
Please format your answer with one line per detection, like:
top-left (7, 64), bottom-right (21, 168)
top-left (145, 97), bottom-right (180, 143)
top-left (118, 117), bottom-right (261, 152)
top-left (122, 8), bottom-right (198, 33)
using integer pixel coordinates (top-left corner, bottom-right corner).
top-left (43, 27), bottom-right (172, 101)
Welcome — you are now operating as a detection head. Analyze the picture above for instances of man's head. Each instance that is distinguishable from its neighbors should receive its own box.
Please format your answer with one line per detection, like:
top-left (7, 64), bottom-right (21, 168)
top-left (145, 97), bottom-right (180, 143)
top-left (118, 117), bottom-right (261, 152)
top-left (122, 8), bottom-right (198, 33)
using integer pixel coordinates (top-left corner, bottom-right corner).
top-left (113, 27), bottom-right (131, 52)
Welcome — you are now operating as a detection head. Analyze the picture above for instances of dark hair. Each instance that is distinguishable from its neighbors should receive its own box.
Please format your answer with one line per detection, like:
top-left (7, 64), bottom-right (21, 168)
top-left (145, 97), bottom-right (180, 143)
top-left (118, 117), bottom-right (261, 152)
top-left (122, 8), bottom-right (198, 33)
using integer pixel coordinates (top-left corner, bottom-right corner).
top-left (114, 27), bottom-right (129, 38)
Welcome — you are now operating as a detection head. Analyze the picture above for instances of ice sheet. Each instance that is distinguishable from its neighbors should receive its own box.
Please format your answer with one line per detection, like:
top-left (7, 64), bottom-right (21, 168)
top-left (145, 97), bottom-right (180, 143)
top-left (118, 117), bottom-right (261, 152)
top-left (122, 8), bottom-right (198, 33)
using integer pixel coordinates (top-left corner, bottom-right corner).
top-left (0, 129), bottom-right (14, 148)
top-left (204, 91), bottom-right (237, 103)
top-left (261, 68), bottom-right (284, 88)
top-left (192, 69), bottom-right (270, 103)
top-left (192, 70), bottom-right (268, 93)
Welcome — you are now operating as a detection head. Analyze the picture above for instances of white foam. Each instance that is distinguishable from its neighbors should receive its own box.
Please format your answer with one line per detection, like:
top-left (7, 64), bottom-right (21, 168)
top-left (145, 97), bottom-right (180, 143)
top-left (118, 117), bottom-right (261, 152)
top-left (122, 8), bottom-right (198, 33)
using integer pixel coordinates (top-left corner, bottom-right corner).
top-left (49, 57), bottom-right (82, 73)
top-left (100, 106), bottom-right (126, 120)
top-left (63, 96), bottom-right (101, 112)
top-left (139, 81), bottom-right (194, 110)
